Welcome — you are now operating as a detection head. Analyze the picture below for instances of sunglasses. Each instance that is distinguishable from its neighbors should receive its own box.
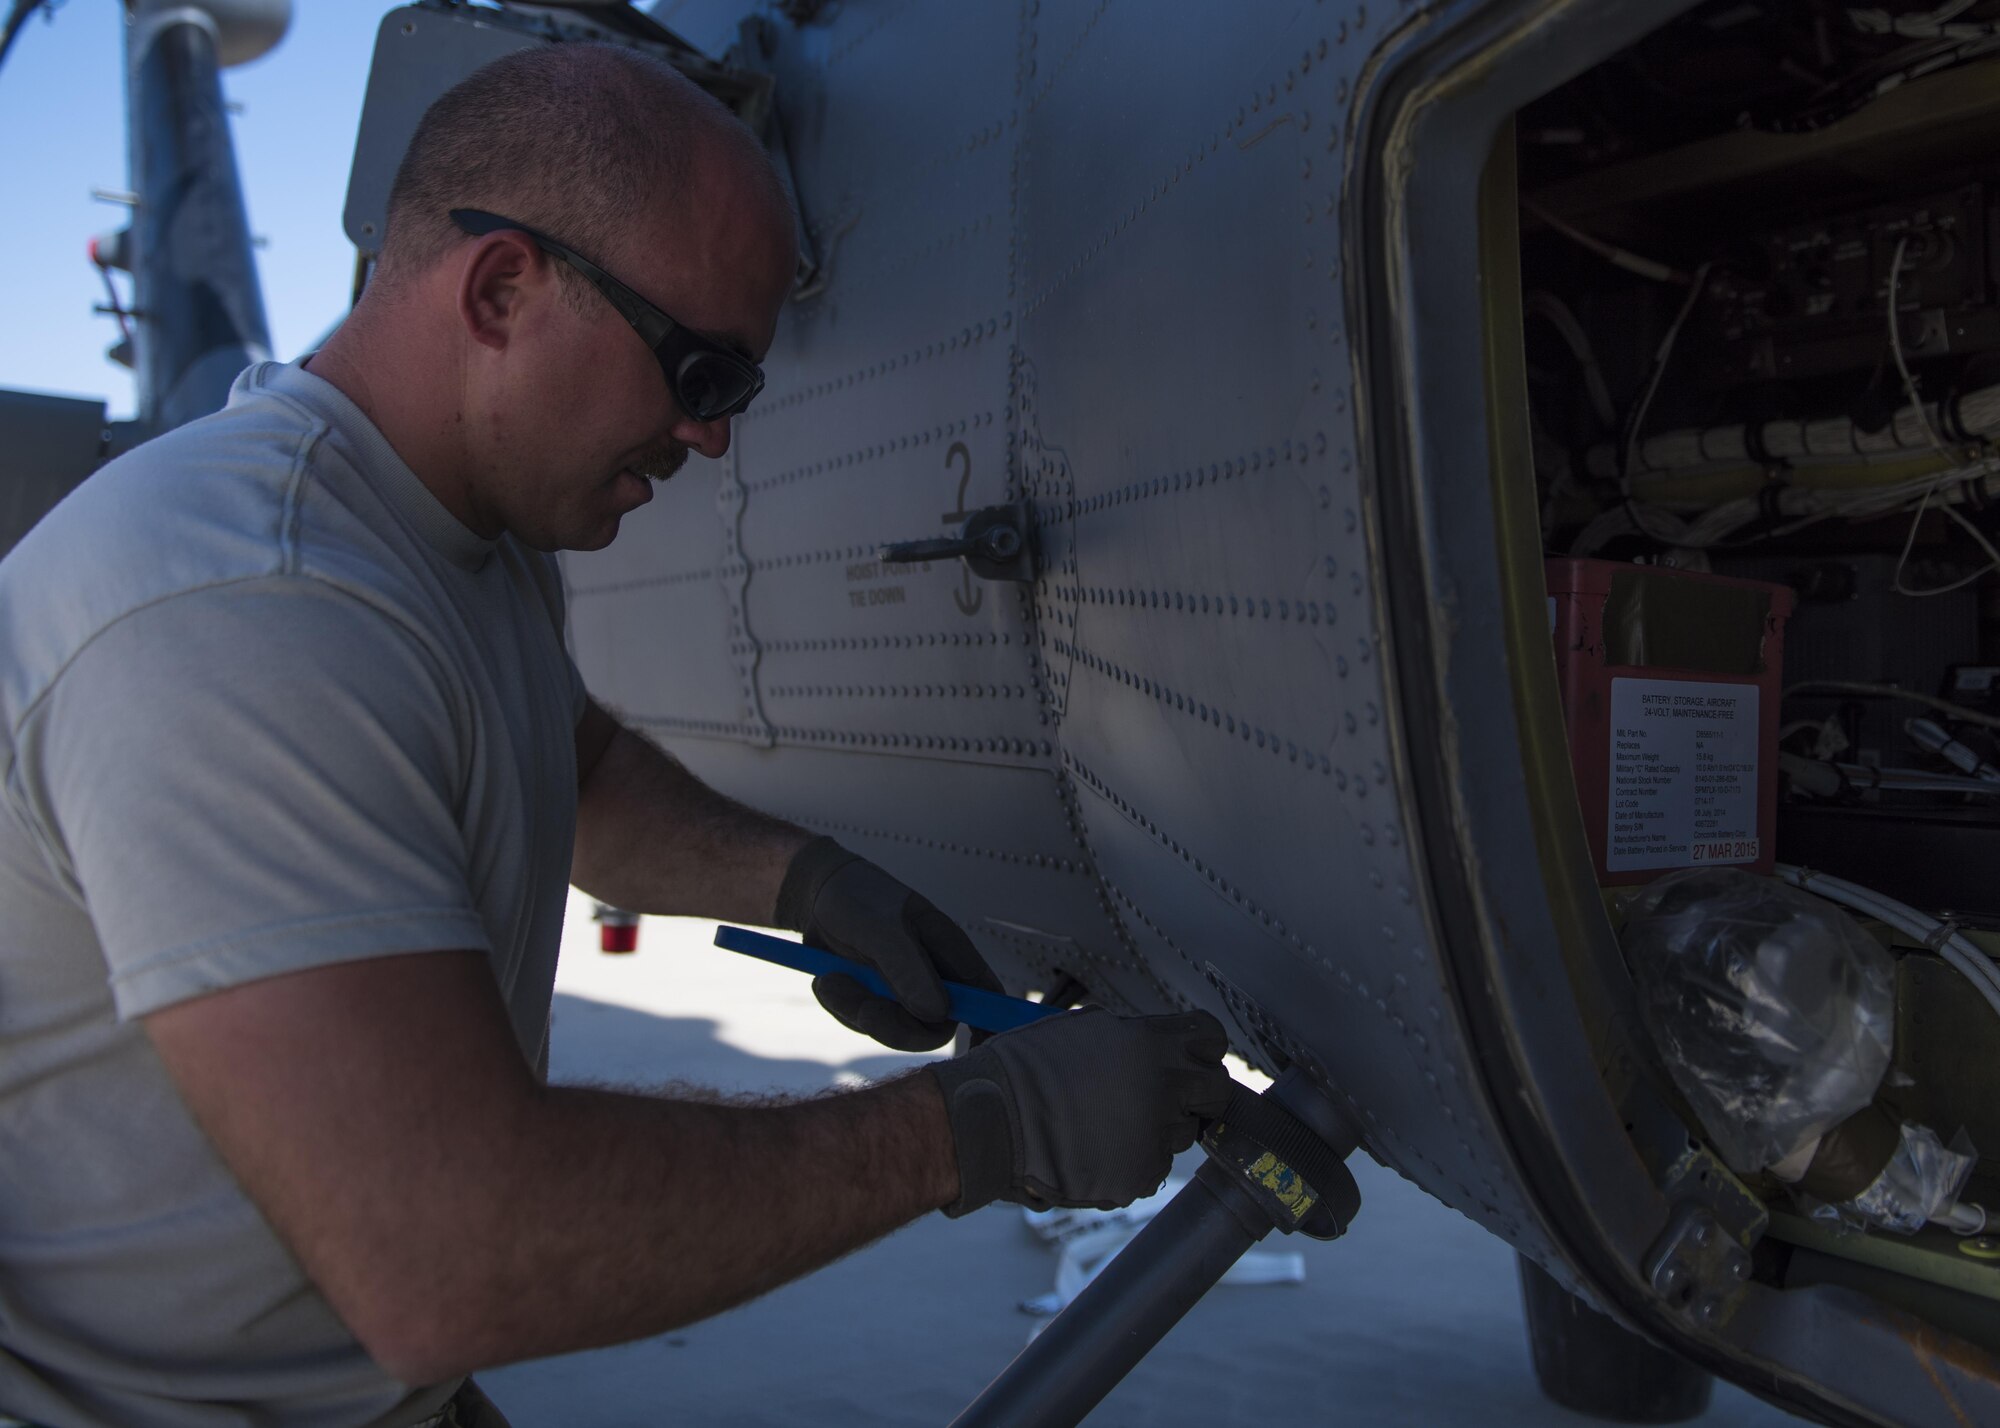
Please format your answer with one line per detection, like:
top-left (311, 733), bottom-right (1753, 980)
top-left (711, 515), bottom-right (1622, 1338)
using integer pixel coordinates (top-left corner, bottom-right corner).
top-left (450, 208), bottom-right (766, 423)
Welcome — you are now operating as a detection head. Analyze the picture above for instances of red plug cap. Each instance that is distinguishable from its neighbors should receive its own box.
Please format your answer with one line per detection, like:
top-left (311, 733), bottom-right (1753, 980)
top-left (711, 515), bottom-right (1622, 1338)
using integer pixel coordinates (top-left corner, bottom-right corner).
top-left (600, 922), bottom-right (639, 954)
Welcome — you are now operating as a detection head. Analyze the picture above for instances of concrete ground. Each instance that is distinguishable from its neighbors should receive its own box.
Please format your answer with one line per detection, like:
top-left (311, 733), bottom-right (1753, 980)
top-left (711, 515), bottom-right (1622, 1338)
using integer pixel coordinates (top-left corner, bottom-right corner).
top-left (480, 894), bottom-right (1804, 1427)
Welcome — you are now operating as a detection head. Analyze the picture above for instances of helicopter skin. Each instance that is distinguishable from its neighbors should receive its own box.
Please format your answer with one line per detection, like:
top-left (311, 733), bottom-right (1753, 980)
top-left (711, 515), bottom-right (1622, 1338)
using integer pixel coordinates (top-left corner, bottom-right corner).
top-left (554, 1), bottom-right (2000, 1422)
top-left (12, 0), bottom-right (1995, 1421)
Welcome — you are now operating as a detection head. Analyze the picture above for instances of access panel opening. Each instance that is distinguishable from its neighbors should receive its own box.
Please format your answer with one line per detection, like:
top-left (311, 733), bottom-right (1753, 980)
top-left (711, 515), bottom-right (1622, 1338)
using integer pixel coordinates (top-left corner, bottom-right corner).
top-left (1514, 0), bottom-right (2000, 1354)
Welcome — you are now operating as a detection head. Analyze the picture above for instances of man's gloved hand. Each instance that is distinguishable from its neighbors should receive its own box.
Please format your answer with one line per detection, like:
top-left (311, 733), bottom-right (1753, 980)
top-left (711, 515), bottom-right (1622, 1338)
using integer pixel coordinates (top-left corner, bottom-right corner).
top-left (775, 837), bottom-right (1003, 1052)
top-left (931, 1007), bottom-right (1232, 1215)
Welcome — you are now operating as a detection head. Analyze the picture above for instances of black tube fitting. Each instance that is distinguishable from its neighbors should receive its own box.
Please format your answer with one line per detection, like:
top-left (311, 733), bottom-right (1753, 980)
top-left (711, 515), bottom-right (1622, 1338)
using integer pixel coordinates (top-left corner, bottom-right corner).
top-left (949, 1068), bottom-right (1362, 1428)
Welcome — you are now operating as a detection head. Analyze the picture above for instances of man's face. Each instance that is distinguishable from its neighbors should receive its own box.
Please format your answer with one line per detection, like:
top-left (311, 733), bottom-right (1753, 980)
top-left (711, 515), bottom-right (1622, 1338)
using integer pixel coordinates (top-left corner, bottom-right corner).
top-left (473, 153), bottom-right (797, 552)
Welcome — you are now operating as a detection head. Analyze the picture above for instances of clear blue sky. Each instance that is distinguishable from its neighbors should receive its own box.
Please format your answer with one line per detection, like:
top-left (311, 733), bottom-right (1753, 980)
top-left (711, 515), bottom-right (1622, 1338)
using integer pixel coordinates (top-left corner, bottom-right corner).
top-left (0, 1), bottom-right (739, 420)
top-left (0, 3), bottom-right (387, 418)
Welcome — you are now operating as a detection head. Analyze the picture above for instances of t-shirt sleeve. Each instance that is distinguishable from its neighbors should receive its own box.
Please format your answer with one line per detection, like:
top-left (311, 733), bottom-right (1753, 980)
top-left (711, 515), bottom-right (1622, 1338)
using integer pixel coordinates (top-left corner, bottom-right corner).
top-left (19, 579), bottom-right (491, 1020)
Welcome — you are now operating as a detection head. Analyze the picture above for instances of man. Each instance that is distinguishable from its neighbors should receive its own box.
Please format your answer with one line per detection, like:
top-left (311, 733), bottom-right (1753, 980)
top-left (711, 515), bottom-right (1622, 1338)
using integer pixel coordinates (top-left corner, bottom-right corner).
top-left (0, 41), bottom-right (1231, 1428)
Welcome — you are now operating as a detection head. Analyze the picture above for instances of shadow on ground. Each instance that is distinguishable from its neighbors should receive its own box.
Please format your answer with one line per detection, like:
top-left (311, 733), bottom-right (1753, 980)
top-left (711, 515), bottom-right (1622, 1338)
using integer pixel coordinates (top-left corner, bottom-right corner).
top-left (542, 991), bottom-right (926, 1096)
top-left (480, 997), bottom-right (1804, 1428)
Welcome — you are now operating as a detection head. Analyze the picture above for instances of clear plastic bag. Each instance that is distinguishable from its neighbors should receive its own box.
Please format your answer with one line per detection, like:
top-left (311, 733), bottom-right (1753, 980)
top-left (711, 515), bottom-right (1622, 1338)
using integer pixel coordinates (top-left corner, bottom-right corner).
top-left (1621, 867), bottom-right (1896, 1176)
top-left (1809, 1123), bottom-right (1978, 1236)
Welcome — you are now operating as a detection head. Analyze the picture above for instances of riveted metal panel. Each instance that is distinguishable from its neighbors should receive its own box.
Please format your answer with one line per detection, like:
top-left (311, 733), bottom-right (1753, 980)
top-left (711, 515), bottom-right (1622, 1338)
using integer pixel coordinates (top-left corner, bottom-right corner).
top-left (518, 0), bottom-right (2000, 1413)
top-left (566, 465), bottom-right (761, 736)
top-left (723, 6), bottom-right (1041, 764)
top-left (566, 0), bottom-right (1540, 1249)
top-left (344, 7), bottom-right (542, 252)
top-left (1012, 0), bottom-right (1534, 1242)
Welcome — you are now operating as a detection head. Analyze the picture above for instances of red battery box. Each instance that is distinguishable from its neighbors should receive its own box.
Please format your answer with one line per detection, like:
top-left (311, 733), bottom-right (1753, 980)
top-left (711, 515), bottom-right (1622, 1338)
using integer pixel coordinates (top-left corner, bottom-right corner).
top-left (1547, 558), bottom-right (1795, 886)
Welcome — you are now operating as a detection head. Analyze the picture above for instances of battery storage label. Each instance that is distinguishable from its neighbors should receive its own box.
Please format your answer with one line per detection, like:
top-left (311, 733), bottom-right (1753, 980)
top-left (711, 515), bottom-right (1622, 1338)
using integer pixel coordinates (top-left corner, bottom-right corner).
top-left (1607, 677), bottom-right (1760, 872)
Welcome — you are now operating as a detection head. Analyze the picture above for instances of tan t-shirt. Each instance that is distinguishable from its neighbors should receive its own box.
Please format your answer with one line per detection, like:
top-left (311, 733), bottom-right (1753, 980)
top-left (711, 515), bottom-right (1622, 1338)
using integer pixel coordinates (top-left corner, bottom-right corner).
top-left (0, 360), bottom-right (584, 1427)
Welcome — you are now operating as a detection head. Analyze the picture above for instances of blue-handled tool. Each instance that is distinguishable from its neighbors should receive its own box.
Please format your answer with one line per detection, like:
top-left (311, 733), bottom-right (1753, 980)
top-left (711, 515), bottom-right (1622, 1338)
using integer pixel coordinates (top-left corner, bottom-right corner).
top-left (712, 924), bottom-right (1063, 1034)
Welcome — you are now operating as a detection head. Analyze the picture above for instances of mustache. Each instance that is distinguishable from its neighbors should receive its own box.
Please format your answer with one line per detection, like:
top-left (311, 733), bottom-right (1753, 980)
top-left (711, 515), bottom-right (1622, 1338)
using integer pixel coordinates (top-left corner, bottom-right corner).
top-left (628, 444), bottom-right (689, 483)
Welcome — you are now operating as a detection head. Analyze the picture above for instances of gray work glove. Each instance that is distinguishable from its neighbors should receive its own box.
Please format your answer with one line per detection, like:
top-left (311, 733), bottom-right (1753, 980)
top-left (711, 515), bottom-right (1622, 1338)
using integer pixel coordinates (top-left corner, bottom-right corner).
top-left (775, 837), bottom-right (1004, 1052)
top-left (932, 1007), bottom-right (1232, 1215)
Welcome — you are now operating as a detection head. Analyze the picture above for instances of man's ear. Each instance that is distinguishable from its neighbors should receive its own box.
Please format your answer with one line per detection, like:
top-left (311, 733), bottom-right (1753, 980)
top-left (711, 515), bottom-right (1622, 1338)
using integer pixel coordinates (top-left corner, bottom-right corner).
top-left (456, 232), bottom-right (548, 354)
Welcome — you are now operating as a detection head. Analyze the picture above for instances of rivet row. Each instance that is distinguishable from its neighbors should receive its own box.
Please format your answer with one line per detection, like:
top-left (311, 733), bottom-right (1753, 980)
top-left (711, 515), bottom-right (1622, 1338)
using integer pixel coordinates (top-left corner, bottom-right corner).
top-left (843, 211), bottom-right (1000, 298)
top-left (747, 317), bottom-right (1007, 419)
top-left (765, 681), bottom-right (1029, 701)
top-left (1025, 0), bottom-right (1115, 112)
top-left (634, 714), bottom-right (1052, 760)
top-left (1051, 635), bottom-right (1341, 778)
top-left (773, 812), bottom-right (1090, 878)
top-left (1027, 434), bottom-right (1337, 524)
top-left (760, 630), bottom-right (1012, 654)
top-left (744, 412), bottom-right (996, 494)
top-left (566, 565), bottom-right (721, 601)
top-left (1046, 769), bottom-right (1181, 1008)
top-left (1059, 584), bottom-right (1338, 626)
top-left (1023, 56), bottom-right (1347, 319)
top-left (1063, 751), bottom-right (1313, 953)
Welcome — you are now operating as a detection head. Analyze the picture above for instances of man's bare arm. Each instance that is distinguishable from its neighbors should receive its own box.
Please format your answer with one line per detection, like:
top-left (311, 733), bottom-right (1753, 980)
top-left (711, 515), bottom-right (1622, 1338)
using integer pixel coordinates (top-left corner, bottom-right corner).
top-left (143, 949), bottom-right (958, 1385)
top-left (572, 698), bottom-right (811, 925)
